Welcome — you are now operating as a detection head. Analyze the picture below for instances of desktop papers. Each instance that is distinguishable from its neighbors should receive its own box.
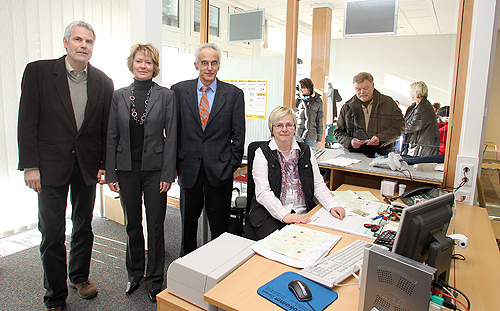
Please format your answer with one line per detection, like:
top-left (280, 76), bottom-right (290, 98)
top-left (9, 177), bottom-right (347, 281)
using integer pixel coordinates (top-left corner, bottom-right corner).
top-left (252, 225), bottom-right (341, 268)
top-left (332, 190), bottom-right (378, 205)
top-left (309, 201), bottom-right (391, 239)
top-left (319, 156), bottom-right (361, 167)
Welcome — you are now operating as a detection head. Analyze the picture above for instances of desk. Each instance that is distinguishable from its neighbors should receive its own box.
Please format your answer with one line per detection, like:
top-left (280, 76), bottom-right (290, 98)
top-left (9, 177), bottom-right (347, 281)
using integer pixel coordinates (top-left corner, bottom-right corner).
top-left (158, 185), bottom-right (500, 311)
top-left (317, 148), bottom-right (443, 190)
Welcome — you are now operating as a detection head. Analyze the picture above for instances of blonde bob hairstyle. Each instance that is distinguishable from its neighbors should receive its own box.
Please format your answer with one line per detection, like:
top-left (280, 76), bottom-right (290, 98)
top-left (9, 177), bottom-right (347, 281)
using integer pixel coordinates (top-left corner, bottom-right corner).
top-left (410, 81), bottom-right (428, 99)
top-left (127, 43), bottom-right (160, 78)
top-left (268, 106), bottom-right (297, 136)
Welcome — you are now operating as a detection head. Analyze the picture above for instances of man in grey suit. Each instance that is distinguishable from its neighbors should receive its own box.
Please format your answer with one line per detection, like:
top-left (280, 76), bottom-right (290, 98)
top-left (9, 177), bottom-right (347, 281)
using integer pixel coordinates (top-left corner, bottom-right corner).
top-left (171, 43), bottom-right (245, 256)
top-left (17, 21), bottom-right (113, 311)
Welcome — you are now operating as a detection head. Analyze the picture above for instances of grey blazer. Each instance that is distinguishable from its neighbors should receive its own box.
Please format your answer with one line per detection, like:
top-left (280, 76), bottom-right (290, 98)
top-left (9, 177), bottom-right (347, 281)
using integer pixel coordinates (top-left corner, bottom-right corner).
top-left (171, 78), bottom-right (245, 188)
top-left (106, 82), bottom-right (177, 183)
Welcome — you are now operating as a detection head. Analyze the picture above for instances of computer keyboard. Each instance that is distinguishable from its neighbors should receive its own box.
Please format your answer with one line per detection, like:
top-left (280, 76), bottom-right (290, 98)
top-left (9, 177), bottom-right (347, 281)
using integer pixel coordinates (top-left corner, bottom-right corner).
top-left (297, 239), bottom-right (371, 288)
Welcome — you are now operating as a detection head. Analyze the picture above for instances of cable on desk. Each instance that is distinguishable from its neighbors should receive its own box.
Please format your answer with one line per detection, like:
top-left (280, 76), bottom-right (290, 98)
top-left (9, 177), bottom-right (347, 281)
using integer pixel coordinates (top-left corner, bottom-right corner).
top-left (453, 169), bottom-right (469, 192)
top-left (434, 289), bottom-right (469, 311)
top-left (434, 282), bottom-right (471, 311)
top-left (306, 301), bottom-right (316, 311)
top-left (398, 168), bottom-right (413, 182)
top-left (451, 253), bottom-right (466, 261)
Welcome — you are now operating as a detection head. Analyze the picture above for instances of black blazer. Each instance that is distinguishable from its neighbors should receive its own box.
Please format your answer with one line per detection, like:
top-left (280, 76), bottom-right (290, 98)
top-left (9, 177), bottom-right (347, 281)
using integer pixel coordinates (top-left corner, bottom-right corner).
top-left (105, 82), bottom-right (177, 183)
top-left (18, 56), bottom-right (114, 186)
top-left (171, 78), bottom-right (245, 188)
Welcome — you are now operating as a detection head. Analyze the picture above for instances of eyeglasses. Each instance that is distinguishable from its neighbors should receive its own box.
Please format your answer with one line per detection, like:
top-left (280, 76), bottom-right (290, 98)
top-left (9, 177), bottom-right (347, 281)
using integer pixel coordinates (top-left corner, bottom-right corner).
top-left (198, 61), bottom-right (219, 69)
top-left (273, 123), bottom-right (295, 130)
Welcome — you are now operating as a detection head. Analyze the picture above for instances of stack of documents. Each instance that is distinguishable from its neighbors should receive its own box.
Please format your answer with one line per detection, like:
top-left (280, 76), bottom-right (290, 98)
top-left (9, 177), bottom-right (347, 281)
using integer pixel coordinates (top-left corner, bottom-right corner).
top-left (252, 225), bottom-right (341, 268)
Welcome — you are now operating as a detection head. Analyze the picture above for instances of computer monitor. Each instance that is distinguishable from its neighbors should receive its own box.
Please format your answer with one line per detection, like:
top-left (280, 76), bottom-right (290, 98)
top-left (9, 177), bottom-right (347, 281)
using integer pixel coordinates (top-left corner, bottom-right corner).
top-left (392, 193), bottom-right (455, 283)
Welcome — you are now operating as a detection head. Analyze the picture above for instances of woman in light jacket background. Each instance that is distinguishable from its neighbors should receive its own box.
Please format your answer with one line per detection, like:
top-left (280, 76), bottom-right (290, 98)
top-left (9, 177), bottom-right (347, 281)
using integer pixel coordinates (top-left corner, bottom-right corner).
top-left (106, 43), bottom-right (177, 302)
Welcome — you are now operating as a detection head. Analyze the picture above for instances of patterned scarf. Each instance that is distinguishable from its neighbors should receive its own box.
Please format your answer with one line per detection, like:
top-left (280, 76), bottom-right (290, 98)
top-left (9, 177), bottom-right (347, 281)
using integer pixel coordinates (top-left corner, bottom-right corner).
top-left (277, 149), bottom-right (304, 206)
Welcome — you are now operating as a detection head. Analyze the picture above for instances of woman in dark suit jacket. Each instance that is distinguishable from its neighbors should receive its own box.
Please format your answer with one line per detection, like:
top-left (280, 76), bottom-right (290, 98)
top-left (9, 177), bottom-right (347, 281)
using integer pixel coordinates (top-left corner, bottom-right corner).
top-left (106, 43), bottom-right (177, 302)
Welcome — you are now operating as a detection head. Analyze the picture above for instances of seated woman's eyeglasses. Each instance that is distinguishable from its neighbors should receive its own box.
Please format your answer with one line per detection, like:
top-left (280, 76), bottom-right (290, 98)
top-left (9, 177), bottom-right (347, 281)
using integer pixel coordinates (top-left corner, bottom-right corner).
top-left (198, 61), bottom-right (219, 69)
top-left (274, 123), bottom-right (295, 130)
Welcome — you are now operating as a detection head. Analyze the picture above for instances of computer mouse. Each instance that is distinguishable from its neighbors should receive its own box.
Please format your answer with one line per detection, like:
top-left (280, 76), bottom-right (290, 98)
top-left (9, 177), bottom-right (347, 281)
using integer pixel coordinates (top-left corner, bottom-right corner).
top-left (288, 279), bottom-right (312, 302)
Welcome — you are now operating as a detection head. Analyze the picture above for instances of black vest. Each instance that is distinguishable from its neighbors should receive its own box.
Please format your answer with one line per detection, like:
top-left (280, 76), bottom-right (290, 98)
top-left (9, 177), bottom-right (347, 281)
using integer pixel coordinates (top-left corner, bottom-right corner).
top-left (247, 141), bottom-right (315, 227)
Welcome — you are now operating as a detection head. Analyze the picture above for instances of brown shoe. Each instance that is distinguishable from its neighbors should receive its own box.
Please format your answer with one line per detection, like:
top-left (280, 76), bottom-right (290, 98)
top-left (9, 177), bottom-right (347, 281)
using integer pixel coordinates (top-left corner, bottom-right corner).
top-left (69, 280), bottom-right (98, 299)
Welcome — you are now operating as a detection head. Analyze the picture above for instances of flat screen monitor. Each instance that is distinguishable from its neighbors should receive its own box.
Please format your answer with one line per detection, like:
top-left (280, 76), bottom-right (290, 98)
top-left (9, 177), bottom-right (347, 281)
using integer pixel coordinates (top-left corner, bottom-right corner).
top-left (228, 9), bottom-right (265, 43)
top-left (343, 0), bottom-right (399, 37)
top-left (392, 192), bottom-right (455, 283)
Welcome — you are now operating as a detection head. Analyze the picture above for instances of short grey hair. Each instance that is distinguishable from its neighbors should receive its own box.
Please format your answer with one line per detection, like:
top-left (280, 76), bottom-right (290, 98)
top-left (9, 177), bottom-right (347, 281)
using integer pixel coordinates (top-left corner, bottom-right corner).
top-left (194, 42), bottom-right (221, 63)
top-left (268, 106), bottom-right (297, 136)
top-left (64, 21), bottom-right (95, 42)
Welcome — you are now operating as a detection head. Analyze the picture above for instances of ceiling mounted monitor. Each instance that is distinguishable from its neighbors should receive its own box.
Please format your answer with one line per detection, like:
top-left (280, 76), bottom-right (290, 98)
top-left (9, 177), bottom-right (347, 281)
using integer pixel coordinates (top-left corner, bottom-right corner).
top-left (343, 0), bottom-right (399, 38)
top-left (228, 9), bottom-right (265, 43)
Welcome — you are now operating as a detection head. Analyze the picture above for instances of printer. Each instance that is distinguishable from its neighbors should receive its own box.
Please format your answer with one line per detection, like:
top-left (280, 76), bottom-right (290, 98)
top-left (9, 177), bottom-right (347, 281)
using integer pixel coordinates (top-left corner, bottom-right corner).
top-left (167, 232), bottom-right (255, 310)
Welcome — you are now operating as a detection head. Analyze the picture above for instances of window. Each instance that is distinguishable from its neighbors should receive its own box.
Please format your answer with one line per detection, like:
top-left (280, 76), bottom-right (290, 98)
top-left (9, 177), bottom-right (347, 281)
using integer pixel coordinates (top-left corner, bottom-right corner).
top-left (162, 0), bottom-right (179, 27)
top-left (194, 0), bottom-right (220, 37)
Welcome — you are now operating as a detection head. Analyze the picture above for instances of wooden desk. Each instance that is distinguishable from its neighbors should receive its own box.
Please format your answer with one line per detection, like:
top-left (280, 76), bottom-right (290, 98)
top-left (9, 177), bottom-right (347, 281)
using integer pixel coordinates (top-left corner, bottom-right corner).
top-left (158, 185), bottom-right (500, 311)
top-left (317, 149), bottom-right (443, 190)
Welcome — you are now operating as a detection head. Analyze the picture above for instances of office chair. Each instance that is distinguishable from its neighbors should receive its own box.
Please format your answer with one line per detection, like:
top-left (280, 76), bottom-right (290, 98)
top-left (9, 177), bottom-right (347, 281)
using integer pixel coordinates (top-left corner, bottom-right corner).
top-left (243, 141), bottom-right (267, 240)
top-left (228, 187), bottom-right (247, 236)
top-left (476, 173), bottom-right (486, 208)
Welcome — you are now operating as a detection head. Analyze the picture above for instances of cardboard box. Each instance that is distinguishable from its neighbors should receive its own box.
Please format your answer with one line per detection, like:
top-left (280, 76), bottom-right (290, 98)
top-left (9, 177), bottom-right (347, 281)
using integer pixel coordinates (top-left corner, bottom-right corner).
top-left (103, 192), bottom-right (126, 226)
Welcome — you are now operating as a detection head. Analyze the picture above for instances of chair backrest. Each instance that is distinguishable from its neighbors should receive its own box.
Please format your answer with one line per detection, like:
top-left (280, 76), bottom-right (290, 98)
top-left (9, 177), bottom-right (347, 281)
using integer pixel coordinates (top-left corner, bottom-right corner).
top-left (476, 173), bottom-right (486, 208)
top-left (246, 140), bottom-right (267, 213)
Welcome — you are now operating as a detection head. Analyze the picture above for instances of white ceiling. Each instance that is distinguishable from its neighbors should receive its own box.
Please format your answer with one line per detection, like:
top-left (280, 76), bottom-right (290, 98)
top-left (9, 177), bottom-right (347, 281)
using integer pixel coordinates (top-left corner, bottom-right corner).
top-left (227, 0), bottom-right (459, 38)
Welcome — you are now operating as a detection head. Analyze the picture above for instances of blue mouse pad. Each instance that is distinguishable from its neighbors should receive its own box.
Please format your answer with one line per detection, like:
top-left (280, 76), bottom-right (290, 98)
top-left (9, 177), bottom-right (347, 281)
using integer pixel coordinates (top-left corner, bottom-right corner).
top-left (257, 271), bottom-right (338, 311)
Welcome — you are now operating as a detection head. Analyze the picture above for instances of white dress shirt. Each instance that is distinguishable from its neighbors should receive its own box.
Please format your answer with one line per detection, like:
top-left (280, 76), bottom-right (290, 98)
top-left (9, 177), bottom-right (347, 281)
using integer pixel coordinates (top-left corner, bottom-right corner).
top-left (253, 137), bottom-right (341, 222)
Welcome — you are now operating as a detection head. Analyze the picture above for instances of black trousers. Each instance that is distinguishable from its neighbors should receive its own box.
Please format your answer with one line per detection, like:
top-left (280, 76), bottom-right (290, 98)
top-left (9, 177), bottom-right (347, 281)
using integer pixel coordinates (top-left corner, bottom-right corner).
top-left (38, 160), bottom-right (95, 308)
top-left (180, 162), bottom-right (232, 256)
top-left (117, 163), bottom-right (167, 291)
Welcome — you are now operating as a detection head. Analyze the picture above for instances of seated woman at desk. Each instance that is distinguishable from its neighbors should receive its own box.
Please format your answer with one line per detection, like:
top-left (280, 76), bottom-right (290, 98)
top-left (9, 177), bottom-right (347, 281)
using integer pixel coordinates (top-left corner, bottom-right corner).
top-left (246, 106), bottom-right (345, 240)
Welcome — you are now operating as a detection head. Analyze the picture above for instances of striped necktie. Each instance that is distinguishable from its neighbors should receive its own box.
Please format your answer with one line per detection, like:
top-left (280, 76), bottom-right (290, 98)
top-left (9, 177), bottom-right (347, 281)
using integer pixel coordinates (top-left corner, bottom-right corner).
top-left (199, 86), bottom-right (210, 131)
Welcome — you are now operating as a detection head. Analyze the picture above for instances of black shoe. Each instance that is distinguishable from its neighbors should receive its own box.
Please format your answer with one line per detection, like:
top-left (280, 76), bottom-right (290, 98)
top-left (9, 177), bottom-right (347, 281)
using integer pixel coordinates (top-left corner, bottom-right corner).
top-left (126, 281), bottom-right (140, 295)
top-left (148, 290), bottom-right (160, 303)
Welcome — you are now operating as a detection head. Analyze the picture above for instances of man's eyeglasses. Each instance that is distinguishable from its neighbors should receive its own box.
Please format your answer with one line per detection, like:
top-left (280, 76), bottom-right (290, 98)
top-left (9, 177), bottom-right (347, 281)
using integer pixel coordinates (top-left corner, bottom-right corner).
top-left (273, 123), bottom-right (295, 130)
top-left (198, 61), bottom-right (219, 69)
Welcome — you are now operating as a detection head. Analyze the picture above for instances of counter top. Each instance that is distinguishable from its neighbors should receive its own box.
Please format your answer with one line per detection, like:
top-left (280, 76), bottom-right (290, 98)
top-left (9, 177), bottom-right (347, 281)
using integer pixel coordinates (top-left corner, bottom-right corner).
top-left (317, 148), bottom-right (443, 184)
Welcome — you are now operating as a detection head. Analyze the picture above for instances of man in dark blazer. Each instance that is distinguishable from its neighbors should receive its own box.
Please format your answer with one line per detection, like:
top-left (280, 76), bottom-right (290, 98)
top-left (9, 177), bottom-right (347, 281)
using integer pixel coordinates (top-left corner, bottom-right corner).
top-left (17, 21), bottom-right (114, 311)
top-left (172, 43), bottom-right (245, 256)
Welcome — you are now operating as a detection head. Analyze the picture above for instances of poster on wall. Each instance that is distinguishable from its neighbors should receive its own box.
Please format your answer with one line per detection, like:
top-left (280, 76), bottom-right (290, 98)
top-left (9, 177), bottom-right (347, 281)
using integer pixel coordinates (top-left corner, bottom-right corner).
top-left (224, 80), bottom-right (267, 119)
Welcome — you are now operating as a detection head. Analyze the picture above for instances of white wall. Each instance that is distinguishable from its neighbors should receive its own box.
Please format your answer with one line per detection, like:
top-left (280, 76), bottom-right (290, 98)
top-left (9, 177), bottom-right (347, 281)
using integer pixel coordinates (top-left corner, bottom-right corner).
top-left (221, 56), bottom-right (286, 151)
top-left (0, 0), bottom-right (130, 233)
top-left (329, 34), bottom-right (456, 109)
top-left (161, 0), bottom-right (290, 59)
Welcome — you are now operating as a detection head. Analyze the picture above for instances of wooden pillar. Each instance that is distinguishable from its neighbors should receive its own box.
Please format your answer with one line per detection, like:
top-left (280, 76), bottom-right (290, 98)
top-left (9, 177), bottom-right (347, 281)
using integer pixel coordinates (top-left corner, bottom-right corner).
top-left (283, 0), bottom-right (300, 108)
top-left (200, 0), bottom-right (209, 44)
top-left (310, 7), bottom-right (332, 147)
top-left (442, 0), bottom-right (473, 188)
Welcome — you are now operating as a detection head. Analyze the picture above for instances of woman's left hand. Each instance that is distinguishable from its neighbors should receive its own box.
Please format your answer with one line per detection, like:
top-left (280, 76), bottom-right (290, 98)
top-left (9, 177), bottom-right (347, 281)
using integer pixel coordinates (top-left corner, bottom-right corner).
top-left (330, 206), bottom-right (346, 220)
top-left (160, 181), bottom-right (172, 193)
